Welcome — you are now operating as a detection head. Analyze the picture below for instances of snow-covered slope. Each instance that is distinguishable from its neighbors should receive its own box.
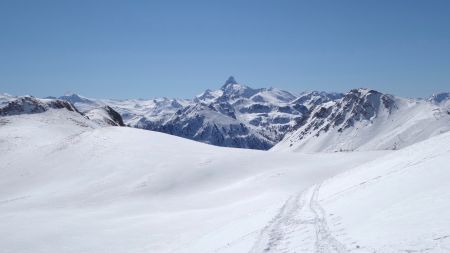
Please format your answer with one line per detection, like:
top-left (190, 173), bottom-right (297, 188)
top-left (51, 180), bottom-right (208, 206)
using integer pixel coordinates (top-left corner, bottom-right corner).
top-left (0, 109), bottom-right (386, 253)
top-left (253, 132), bottom-right (450, 252)
top-left (274, 88), bottom-right (450, 152)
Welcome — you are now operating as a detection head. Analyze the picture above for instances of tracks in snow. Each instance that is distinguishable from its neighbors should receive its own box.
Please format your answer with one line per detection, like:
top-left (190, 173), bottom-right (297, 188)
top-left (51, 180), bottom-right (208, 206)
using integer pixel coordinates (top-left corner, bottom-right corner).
top-left (250, 184), bottom-right (348, 253)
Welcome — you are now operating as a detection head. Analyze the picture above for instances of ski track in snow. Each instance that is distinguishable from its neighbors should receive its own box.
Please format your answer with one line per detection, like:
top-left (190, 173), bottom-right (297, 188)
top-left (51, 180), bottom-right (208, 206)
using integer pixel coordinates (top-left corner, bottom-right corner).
top-left (250, 184), bottom-right (347, 253)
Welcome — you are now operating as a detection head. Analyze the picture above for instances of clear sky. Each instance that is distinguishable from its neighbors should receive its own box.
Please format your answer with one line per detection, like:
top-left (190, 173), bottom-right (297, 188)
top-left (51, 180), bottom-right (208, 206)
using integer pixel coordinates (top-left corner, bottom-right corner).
top-left (1, 0), bottom-right (449, 99)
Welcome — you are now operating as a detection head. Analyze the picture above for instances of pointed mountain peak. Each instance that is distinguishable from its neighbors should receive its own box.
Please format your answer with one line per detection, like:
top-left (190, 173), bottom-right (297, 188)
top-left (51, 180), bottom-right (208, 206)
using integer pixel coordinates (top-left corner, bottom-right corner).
top-left (223, 76), bottom-right (237, 86)
top-left (220, 76), bottom-right (248, 92)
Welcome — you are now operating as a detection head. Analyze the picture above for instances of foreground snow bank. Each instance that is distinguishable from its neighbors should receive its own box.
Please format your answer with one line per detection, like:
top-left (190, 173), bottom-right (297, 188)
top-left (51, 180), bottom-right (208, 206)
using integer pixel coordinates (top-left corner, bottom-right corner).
top-left (318, 131), bottom-right (450, 252)
top-left (254, 132), bottom-right (450, 252)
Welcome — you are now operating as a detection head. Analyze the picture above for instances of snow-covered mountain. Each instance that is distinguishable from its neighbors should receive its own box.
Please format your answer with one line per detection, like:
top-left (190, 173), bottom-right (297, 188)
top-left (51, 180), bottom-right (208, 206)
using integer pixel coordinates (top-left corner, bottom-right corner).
top-left (274, 88), bottom-right (450, 152)
top-left (429, 92), bottom-right (450, 104)
top-left (136, 77), bottom-right (312, 149)
top-left (0, 93), bottom-right (124, 127)
top-left (57, 77), bottom-right (340, 150)
top-left (0, 94), bottom-right (79, 116)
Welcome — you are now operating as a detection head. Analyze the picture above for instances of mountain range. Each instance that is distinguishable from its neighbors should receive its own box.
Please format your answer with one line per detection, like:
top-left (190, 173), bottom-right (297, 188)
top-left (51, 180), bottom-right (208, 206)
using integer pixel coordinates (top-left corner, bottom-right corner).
top-left (1, 77), bottom-right (449, 152)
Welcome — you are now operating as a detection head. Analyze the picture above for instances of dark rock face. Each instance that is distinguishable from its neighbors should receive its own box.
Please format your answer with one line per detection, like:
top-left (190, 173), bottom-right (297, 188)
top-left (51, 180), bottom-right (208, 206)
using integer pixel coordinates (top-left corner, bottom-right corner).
top-left (0, 97), bottom-right (79, 116)
top-left (103, 106), bottom-right (125, 126)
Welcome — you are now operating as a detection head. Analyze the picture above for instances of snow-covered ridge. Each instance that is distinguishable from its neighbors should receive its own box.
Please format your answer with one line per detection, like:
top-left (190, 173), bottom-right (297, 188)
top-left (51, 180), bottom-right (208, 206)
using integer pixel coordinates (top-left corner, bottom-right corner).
top-left (0, 93), bottom-right (125, 127)
top-left (429, 92), bottom-right (450, 104)
top-left (0, 95), bottom-right (79, 116)
top-left (274, 88), bottom-right (450, 152)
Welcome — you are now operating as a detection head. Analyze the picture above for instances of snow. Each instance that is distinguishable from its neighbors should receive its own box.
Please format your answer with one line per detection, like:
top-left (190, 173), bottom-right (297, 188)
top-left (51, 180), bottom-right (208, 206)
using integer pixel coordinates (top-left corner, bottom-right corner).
top-left (315, 131), bottom-right (450, 252)
top-left (274, 93), bottom-right (450, 152)
top-left (2, 87), bottom-right (450, 252)
top-left (244, 132), bottom-right (450, 252)
top-left (0, 109), bottom-right (387, 252)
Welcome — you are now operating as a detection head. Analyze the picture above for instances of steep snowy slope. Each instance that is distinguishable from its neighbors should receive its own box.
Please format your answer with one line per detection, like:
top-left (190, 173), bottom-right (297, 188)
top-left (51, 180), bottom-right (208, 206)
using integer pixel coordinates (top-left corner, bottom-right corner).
top-left (0, 110), bottom-right (385, 253)
top-left (274, 88), bottom-right (450, 152)
top-left (252, 132), bottom-right (450, 252)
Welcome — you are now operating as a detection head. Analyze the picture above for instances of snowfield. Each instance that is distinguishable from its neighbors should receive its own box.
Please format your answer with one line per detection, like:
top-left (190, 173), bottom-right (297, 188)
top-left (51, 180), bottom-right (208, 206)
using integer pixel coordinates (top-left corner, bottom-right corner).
top-left (255, 132), bottom-right (450, 252)
top-left (1, 108), bottom-right (449, 252)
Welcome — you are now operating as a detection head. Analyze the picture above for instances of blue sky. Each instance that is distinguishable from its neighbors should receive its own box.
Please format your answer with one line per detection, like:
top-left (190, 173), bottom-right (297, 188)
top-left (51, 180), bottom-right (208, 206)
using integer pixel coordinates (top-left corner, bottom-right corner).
top-left (0, 0), bottom-right (449, 99)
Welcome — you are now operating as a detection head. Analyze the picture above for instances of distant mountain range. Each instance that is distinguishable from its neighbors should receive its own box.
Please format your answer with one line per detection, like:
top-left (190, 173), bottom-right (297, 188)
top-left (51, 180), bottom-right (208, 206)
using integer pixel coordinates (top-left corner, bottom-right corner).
top-left (1, 77), bottom-right (449, 151)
